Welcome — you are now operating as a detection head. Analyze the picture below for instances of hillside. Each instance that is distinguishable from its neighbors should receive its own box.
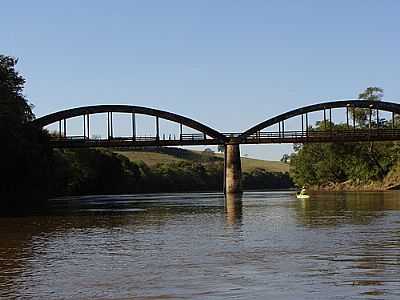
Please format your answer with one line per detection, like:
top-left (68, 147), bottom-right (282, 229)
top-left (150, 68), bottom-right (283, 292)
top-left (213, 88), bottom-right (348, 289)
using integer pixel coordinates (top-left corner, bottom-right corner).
top-left (115, 147), bottom-right (289, 173)
top-left (240, 157), bottom-right (289, 173)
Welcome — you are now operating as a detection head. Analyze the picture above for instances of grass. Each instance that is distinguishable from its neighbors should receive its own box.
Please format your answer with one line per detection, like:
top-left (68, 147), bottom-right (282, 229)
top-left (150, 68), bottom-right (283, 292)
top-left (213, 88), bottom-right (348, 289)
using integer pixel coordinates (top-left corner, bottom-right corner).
top-left (115, 151), bottom-right (186, 167)
top-left (212, 152), bottom-right (288, 173)
top-left (115, 147), bottom-right (289, 173)
top-left (240, 157), bottom-right (289, 173)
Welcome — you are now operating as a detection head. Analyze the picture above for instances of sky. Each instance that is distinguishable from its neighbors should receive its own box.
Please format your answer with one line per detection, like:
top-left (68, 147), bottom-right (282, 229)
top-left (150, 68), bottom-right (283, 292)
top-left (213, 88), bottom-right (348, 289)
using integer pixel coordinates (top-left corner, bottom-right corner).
top-left (2, 0), bottom-right (400, 160)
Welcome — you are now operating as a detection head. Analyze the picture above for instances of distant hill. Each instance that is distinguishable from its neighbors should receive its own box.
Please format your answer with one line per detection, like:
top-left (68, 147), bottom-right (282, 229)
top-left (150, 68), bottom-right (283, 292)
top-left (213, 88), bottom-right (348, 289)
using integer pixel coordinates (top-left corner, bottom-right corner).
top-left (241, 156), bottom-right (289, 173)
top-left (115, 147), bottom-right (289, 173)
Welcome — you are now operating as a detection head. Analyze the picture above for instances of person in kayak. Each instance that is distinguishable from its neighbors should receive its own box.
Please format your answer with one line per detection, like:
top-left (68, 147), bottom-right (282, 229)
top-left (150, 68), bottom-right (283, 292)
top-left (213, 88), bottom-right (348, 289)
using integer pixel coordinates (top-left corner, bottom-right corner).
top-left (296, 185), bottom-right (310, 199)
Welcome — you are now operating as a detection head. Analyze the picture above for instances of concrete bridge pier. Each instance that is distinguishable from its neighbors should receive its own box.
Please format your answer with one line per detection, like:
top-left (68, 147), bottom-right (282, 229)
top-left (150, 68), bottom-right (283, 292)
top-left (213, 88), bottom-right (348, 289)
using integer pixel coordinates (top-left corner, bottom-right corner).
top-left (224, 143), bottom-right (242, 194)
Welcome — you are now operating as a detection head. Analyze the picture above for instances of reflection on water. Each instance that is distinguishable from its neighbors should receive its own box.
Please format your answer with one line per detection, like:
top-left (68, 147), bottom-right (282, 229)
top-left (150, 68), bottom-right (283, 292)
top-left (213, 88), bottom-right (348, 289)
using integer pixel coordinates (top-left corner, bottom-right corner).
top-left (225, 193), bottom-right (243, 226)
top-left (296, 192), bottom-right (400, 227)
top-left (0, 191), bottom-right (400, 299)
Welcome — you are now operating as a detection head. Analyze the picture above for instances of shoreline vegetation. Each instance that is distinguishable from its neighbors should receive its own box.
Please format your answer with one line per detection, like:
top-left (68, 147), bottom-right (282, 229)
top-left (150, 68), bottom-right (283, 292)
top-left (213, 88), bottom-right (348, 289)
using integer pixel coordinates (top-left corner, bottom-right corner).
top-left (308, 165), bottom-right (400, 192)
top-left (51, 147), bottom-right (293, 197)
top-left (309, 182), bottom-right (400, 192)
top-left (293, 158), bottom-right (400, 192)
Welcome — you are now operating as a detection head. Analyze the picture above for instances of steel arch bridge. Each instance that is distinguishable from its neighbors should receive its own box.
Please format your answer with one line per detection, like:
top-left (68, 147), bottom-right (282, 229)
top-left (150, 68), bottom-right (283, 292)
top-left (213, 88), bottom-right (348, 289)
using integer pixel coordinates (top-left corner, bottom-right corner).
top-left (30, 99), bottom-right (400, 194)
top-left (238, 99), bottom-right (400, 144)
top-left (31, 100), bottom-right (400, 147)
top-left (32, 104), bottom-right (229, 147)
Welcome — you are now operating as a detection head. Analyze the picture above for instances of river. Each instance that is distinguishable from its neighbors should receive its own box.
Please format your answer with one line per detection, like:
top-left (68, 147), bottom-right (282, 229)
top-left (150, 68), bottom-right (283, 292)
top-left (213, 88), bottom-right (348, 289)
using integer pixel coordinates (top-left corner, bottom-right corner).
top-left (1, 191), bottom-right (400, 299)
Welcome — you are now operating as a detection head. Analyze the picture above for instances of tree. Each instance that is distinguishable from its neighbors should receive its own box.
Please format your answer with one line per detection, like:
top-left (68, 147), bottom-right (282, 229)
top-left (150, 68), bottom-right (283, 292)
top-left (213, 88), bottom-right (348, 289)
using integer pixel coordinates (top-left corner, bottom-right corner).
top-left (0, 55), bottom-right (34, 124)
top-left (352, 87), bottom-right (384, 127)
top-left (358, 87), bottom-right (384, 102)
top-left (0, 55), bottom-right (52, 208)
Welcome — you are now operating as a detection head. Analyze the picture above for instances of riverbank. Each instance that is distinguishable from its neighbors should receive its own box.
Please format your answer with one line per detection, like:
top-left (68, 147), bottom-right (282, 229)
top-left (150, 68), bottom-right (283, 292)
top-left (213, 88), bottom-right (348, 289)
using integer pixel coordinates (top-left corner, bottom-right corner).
top-left (309, 166), bottom-right (400, 192)
top-left (310, 182), bottom-right (389, 192)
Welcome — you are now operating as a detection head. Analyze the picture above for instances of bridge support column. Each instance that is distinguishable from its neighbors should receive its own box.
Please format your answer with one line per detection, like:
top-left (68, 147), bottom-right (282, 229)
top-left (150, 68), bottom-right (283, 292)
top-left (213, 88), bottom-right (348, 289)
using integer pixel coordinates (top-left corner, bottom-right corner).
top-left (224, 143), bottom-right (242, 194)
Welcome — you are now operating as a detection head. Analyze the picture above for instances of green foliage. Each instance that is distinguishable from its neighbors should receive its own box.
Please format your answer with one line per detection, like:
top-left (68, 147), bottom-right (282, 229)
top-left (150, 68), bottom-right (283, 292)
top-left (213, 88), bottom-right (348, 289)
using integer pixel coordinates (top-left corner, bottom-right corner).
top-left (0, 55), bottom-right (34, 124)
top-left (0, 124), bottom-right (53, 206)
top-left (242, 168), bottom-right (293, 189)
top-left (51, 149), bottom-right (142, 195)
top-left (291, 139), bottom-right (397, 187)
top-left (149, 161), bottom-right (221, 192)
top-left (50, 149), bottom-right (293, 195)
top-left (358, 87), bottom-right (384, 102)
top-left (0, 55), bottom-right (53, 208)
top-left (352, 86), bottom-right (384, 127)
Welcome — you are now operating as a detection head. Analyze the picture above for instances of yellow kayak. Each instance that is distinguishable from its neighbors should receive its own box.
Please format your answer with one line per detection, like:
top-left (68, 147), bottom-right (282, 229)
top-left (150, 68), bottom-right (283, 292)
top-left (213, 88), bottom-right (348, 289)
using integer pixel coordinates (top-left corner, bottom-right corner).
top-left (296, 193), bottom-right (310, 199)
top-left (296, 186), bottom-right (310, 199)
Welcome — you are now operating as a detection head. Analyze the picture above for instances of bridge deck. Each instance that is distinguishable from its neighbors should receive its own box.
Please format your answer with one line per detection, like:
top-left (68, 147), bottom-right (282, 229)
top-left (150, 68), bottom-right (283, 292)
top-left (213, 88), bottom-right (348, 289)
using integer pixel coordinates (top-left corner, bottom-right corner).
top-left (242, 129), bottom-right (400, 144)
top-left (48, 128), bottom-right (400, 148)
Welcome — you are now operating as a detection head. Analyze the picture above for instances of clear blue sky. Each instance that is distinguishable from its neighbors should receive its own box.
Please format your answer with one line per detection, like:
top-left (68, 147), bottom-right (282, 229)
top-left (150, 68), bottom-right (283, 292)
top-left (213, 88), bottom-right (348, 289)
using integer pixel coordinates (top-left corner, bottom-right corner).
top-left (2, 0), bottom-right (400, 159)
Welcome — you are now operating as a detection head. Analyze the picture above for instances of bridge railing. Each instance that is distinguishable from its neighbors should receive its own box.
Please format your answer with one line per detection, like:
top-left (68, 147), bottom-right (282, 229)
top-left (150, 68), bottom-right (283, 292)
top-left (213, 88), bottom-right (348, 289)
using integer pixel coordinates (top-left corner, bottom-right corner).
top-left (51, 135), bottom-right (87, 140)
top-left (48, 128), bottom-right (400, 145)
top-left (49, 133), bottom-right (214, 142)
top-left (244, 128), bottom-right (400, 141)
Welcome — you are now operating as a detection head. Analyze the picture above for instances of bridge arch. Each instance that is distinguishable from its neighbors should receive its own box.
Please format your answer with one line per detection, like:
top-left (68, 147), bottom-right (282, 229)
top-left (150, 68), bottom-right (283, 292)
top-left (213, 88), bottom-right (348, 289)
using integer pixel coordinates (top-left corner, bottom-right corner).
top-left (32, 104), bottom-right (228, 142)
top-left (239, 100), bottom-right (400, 141)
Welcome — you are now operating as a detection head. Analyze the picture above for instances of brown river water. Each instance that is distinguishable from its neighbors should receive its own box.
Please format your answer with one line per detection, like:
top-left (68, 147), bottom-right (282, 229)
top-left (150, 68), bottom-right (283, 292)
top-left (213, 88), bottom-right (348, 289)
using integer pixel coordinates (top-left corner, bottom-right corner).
top-left (0, 191), bottom-right (400, 299)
